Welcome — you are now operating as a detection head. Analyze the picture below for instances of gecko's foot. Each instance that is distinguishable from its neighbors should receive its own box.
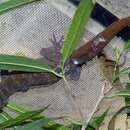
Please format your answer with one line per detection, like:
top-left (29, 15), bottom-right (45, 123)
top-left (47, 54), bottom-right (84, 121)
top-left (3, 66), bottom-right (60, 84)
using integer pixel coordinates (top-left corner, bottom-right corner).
top-left (40, 33), bottom-right (64, 67)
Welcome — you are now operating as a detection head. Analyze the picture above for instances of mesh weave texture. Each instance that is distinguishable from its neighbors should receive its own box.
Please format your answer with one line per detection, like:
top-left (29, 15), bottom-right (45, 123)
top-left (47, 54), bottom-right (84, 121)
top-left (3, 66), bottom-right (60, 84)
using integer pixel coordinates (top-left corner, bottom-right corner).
top-left (0, 0), bottom-right (104, 120)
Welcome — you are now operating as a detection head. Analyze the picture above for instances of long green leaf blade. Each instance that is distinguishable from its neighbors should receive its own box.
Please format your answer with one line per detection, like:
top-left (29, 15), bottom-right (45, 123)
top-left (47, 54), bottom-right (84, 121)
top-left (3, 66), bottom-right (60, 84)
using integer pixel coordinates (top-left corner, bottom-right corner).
top-left (112, 67), bottom-right (130, 83)
top-left (7, 102), bottom-right (28, 114)
top-left (0, 106), bottom-right (48, 130)
top-left (0, 0), bottom-right (37, 14)
top-left (0, 55), bottom-right (58, 75)
top-left (124, 40), bottom-right (130, 50)
top-left (15, 118), bottom-right (50, 130)
top-left (45, 123), bottom-right (70, 130)
top-left (7, 103), bottom-right (70, 130)
top-left (62, 0), bottom-right (94, 66)
top-left (115, 88), bottom-right (130, 97)
top-left (0, 111), bottom-right (16, 130)
top-left (91, 109), bottom-right (109, 129)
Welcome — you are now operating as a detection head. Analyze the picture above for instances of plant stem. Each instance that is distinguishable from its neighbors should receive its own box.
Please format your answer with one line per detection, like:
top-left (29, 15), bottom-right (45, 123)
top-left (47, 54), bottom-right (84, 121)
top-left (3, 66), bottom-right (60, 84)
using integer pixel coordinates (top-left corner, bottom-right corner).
top-left (81, 81), bottom-right (112, 130)
top-left (7, 102), bottom-right (28, 114)
top-left (81, 95), bottom-right (104, 130)
top-left (113, 49), bottom-right (123, 81)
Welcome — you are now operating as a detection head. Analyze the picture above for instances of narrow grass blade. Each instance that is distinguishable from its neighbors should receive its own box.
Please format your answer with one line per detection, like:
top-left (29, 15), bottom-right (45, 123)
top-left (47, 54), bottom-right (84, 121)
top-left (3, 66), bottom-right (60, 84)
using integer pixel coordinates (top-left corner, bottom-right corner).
top-left (124, 40), bottom-right (130, 50)
top-left (15, 118), bottom-right (50, 130)
top-left (7, 102), bottom-right (28, 114)
top-left (0, 111), bottom-right (16, 130)
top-left (115, 88), bottom-right (130, 97)
top-left (0, 106), bottom-right (49, 130)
top-left (62, 0), bottom-right (94, 66)
top-left (90, 109), bottom-right (109, 129)
top-left (0, 55), bottom-right (60, 76)
top-left (0, 0), bottom-right (38, 14)
top-left (112, 67), bottom-right (130, 83)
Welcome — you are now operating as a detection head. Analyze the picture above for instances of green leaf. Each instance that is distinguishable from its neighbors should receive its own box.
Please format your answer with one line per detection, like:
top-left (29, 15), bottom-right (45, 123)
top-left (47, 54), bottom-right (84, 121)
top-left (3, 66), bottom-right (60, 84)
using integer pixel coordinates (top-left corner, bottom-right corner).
top-left (0, 0), bottom-right (37, 14)
top-left (128, 73), bottom-right (130, 80)
top-left (44, 124), bottom-right (70, 130)
top-left (125, 83), bottom-right (130, 89)
top-left (125, 83), bottom-right (130, 105)
top-left (15, 118), bottom-right (50, 130)
top-left (0, 111), bottom-right (16, 130)
top-left (86, 126), bottom-right (95, 130)
top-left (0, 113), bottom-right (8, 124)
top-left (91, 109), bottom-right (109, 128)
top-left (113, 48), bottom-right (122, 62)
top-left (62, 0), bottom-right (94, 66)
top-left (0, 55), bottom-right (59, 76)
top-left (124, 40), bottom-right (130, 50)
top-left (72, 124), bottom-right (95, 130)
top-left (0, 106), bottom-right (48, 130)
top-left (7, 102), bottom-right (28, 114)
top-left (72, 125), bottom-right (81, 130)
top-left (115, 88), bottom-right (130, 97)
top-left (112, 67), bottom-right (130, 83)
top-left (0, 111), bottom-right (12, 124)
top-left (6, 103), bottom-right (70, 130)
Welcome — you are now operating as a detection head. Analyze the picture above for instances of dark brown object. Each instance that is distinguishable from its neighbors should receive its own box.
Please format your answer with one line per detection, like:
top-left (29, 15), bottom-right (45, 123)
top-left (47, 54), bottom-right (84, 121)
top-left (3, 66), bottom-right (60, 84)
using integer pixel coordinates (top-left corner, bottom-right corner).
top-left (1, 16), bottom-right (130, 108)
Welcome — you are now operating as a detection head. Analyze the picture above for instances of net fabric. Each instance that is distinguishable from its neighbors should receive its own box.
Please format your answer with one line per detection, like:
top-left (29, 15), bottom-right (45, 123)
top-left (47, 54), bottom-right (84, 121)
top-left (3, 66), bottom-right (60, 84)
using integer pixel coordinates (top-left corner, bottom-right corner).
top-left (0, 1), bottom-right (70, 58)
top-left (0, 0), bottom-right (105, 120)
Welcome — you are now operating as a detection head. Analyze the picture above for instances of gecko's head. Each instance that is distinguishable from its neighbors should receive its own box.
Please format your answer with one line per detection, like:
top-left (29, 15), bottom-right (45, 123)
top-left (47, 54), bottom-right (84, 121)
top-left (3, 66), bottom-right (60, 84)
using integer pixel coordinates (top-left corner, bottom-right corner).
top-left (66, 59), bottom-right (82, 80)
top-left (64, 59), bottom-right (80, 72)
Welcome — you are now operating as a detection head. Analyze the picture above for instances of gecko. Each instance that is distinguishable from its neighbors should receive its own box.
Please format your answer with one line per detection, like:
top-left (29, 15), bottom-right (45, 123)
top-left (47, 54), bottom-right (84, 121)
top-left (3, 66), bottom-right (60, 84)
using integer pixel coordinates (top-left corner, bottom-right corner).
top-left (0, 16), bottom-right (130, 108)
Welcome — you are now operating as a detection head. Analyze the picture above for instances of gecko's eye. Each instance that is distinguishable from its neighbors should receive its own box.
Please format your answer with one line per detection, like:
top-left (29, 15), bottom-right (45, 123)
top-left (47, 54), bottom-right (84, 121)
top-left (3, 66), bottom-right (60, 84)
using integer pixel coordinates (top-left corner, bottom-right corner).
top-left (73, 60), bottom-right (79, 65)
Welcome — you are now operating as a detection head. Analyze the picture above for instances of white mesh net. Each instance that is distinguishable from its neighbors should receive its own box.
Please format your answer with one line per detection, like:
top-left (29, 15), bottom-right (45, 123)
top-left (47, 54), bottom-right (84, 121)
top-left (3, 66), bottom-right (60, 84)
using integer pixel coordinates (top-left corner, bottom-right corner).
top-left (0, 0), bottom-right (108, 121)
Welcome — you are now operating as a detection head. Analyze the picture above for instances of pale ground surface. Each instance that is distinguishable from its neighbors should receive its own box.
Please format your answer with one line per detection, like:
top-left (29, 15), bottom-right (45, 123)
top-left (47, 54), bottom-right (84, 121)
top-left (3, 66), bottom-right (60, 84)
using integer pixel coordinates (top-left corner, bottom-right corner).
top-left (0, 0), bottom-right (130, 129)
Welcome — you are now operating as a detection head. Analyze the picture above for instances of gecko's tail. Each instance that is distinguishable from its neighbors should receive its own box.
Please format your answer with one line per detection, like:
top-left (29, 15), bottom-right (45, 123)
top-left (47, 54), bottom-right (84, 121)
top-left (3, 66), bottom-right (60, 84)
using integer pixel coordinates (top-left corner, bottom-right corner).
top-left (0, 72), bottom-right (60, 108)
top-left (100, 16), bottom-right (130, 41)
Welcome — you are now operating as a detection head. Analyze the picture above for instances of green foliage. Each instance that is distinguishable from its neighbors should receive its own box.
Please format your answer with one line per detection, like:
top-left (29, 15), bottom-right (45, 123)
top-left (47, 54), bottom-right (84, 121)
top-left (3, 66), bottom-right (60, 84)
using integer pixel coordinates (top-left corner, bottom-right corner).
top-left (124, 40), bottom-right (130, 50)
top-left (0, 111), bottom-right (16, 130)
top-left (115, 88), bottom-right (130, 97)
top-left (0, 0), bottom-right (37, 14)
top-left (125, 83), bottom-right (130, 105)
top-left (113, 48), bottom-right (122, 62)
top-left (0, 55), bottom-right (60, 76)
top-left (112, 67), bottom-right (130, 83)
top-left (0, 106), bottom-right (48, 130)
top-left (61, 0), bottom-right (94, 66)
top-left (0, 0), bottom-right (107, 130)
top-left (7, 102), bottom-right (28, 114)
top-left (90, 109), bottom-right (109, 129)
top-left (0, 112), bottom-right (9, 123)
top-left (0, 103), bottom-right (70, 130)
top-left (15, 118), bottom-right (50, 130)
top-left (70, 109), bottom-right (108, 130)
top-left (44, 124), bottom-right (70, 130)
top-left (72, 125), bottom-right (81, 130)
